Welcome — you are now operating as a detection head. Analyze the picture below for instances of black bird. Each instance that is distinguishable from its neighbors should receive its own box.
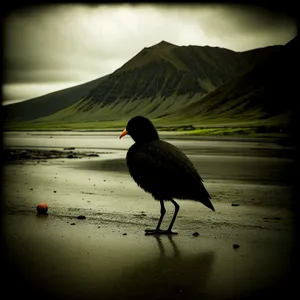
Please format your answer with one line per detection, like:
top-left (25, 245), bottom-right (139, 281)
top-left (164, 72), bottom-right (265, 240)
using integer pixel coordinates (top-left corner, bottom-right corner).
top-left (120, 116), bottom-right (215, 235)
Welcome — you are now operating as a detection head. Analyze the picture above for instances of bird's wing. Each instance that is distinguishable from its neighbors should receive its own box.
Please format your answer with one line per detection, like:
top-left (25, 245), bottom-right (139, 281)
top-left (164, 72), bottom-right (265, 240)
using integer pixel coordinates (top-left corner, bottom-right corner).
top-left (127, 140), bottom-right (209, 200)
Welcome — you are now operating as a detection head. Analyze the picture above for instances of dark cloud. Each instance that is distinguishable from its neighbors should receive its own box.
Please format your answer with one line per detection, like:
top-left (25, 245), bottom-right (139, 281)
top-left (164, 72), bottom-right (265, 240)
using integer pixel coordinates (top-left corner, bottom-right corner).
top-left (2, 3), bottom-right (297, 104)
top-left (199, 5), bottom-right (296, 36)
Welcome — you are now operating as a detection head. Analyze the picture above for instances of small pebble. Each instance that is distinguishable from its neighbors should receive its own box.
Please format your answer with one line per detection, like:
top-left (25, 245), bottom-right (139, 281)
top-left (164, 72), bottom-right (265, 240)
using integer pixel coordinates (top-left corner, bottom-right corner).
top-left (192, 232), bottom-right (200, 236)
top-left (233, 243), bottom-right (240, 249)
top-left (231, 203), bottom-right (240, 207)
top-left (71, 223), bottom-right (76, 225)
top-left (123, 233), bottom-right (127, 236)
top-left (77, 215), bottom-right (86, 220)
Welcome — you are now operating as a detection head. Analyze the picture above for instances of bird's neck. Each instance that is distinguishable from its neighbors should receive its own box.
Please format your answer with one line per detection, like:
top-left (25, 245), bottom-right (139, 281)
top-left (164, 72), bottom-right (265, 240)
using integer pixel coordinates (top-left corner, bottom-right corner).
top-left (134, 132), bottom-right (160, 144)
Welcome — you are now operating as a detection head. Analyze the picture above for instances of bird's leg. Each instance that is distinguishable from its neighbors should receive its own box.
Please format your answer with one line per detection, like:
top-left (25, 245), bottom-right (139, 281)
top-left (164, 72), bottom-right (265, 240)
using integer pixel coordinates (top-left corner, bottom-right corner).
top-left (145, 199), bottom-right (179, 235)
top-left (166, 199), bottom-right (180, 234)
top-left (145, 199), bottom-right (166, 234)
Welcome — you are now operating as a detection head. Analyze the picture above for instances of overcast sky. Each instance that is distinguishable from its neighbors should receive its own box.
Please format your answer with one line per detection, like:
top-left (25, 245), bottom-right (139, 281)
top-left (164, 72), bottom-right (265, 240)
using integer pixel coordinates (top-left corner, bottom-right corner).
top-left (2, 3), bottom-right (297, 105)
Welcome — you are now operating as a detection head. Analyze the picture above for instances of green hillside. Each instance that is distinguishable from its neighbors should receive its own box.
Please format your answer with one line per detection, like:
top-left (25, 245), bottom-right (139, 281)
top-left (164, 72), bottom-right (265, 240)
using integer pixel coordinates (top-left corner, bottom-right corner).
top-left (3, 37), bottom-right (296, 134)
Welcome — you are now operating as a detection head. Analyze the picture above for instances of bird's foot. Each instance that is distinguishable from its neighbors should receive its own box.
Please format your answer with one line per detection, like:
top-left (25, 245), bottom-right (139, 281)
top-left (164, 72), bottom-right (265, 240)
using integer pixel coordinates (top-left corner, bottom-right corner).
top-left (145, 229), bottom-right (178, 235)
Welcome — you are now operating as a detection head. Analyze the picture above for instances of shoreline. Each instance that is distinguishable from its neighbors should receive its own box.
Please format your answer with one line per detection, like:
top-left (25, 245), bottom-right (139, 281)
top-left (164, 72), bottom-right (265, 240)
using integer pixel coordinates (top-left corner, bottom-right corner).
top-left (2, 138), bottom-right (297, 300)
top-left (3, 128), bottom-right (290, 138)
top-left (3, 130), bottom-right (294, 147)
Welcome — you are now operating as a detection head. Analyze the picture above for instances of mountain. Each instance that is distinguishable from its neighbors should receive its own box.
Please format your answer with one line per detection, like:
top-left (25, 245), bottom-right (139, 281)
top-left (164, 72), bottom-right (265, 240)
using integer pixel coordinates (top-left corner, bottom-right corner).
top-left (4, 75), bottom-right (108, 122)
top-left (240, 45), bottom-right (282, 67)
top-left (164, 36), bottom-right (298, 126)
top-left (39, 41), bottom-right (282, 123)
top-left (3, 40), bottom-right (287, 127)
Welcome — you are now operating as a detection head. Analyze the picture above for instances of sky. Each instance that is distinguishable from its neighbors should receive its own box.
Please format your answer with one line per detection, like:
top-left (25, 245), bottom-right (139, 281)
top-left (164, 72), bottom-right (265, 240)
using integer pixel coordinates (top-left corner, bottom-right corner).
top-left (2, 3), bottom-right (297, 105)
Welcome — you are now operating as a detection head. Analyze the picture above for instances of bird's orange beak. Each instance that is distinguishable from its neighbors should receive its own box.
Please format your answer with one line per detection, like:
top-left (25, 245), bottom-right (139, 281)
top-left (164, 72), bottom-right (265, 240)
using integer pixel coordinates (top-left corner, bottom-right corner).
top-left (119, 129), bottom-right (128, 139)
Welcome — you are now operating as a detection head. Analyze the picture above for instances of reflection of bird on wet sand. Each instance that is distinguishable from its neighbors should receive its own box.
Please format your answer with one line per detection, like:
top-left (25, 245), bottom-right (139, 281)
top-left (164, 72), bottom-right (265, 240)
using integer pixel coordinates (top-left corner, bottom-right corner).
top-left (120, 116), bottom-right (215, 235)
top-left (102, 235), bottom-right (216, 300)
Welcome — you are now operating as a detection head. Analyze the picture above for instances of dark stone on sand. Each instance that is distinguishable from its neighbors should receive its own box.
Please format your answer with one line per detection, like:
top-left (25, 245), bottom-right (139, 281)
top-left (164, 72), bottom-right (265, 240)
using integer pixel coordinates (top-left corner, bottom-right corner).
top-left (192, 232), bottom-right (200, 236)
top-left (233, 244), bottom-right (240, 249)
top-left (54, 191), bottom-right (57, 193)
top-left (77, 215), bottom-right (86, 220)
top-left (231, 203), bottom-right (240, 206)
top-left (263, 216), bottom-right (281, 220)
top-left (71, 223), bottom-right (76, 225)
top-left (4, 148), bottom-right (113, 165)
top-left (133, 213), bottom-right (147, 218)
top-left (123, 233), bottom-right (127, 235)
top-left (64, 147), bottom-right (75, 150)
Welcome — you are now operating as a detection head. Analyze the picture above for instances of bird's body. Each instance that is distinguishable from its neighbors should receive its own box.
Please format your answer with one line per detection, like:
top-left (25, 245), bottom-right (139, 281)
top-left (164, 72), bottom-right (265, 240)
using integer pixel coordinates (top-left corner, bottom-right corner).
top-left (120, 116), bottom-right (214, 235)
top-left (127, 140), bottom-right (213, 209)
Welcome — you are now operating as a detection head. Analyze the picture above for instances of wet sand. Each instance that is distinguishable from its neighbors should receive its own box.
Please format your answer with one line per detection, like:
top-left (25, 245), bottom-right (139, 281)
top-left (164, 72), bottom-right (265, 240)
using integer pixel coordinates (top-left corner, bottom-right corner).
top-left (2, 135), bottom-right (298, 300)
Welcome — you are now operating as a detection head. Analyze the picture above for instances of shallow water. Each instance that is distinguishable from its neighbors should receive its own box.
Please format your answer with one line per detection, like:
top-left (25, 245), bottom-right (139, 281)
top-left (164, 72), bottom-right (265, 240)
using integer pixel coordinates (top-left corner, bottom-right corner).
top-left (3, 131), bottom-right (296, 207)
top-left (3, 131), bottom-right (295, 155)
top-left (4, 131), bottom-right (296, 181)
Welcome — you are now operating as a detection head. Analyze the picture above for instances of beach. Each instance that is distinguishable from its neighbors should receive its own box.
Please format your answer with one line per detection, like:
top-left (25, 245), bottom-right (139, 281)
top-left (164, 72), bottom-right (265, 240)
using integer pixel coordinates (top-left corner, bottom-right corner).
top-left (2, 131), bottom-right (298, 300)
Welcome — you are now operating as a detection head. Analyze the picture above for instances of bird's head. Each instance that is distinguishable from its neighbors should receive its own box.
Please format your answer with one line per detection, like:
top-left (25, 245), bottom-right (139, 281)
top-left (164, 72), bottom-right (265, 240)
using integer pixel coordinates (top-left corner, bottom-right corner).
top-left (119, 116), bottom-right (159, 143)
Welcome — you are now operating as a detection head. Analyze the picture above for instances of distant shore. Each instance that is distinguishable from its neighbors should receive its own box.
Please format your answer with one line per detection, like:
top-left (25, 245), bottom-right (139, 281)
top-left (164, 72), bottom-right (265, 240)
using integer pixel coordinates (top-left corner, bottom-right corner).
top-left (3, 130), bottom-right (293, 148)
top-left (3, 120), bottom-right (291, 138)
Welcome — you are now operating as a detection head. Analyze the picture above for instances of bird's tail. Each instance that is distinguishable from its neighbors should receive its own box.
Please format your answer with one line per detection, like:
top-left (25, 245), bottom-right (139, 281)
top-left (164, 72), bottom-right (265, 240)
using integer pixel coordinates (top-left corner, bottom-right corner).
top-left (198, 188), bottom-right (215, 211)
top-left (203, 198), bottom-right (215, 211)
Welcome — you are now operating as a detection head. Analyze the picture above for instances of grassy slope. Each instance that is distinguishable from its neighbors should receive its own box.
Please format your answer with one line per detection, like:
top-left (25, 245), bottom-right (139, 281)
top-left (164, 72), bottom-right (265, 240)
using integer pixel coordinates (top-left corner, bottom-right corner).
top-left (4, 38), bottom-right (295, 135)
top-left (158, 36), bottom-right (297, 128)
top-left (4, 41), bottom-right (259, 125)
top-left (11, 41), bottom-right (291, 132)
